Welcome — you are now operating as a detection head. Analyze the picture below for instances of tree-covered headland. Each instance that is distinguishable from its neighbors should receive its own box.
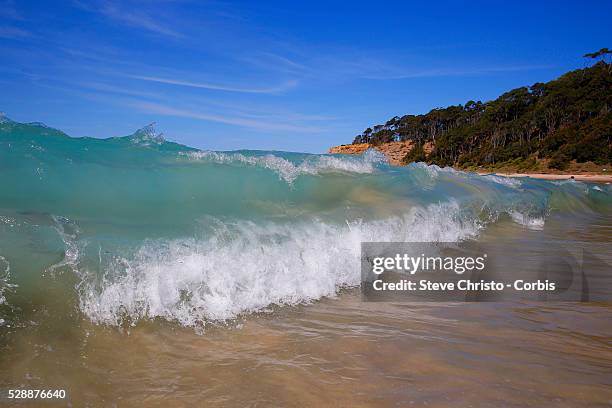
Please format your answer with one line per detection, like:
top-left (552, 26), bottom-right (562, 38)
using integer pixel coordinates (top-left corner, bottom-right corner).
top-left (352, 50), bottom-right (611, 171)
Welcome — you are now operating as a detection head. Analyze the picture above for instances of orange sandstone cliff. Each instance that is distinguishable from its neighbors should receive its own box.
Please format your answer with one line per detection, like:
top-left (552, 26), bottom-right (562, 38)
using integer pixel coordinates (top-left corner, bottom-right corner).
top-left (328, 143), bottom-right (371, 155)
top-left (329, 141), bottom-right (433, 166)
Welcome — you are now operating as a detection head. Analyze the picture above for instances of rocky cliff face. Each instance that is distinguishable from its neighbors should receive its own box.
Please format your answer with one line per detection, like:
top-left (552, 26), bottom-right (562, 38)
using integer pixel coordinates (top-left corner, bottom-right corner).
top-left (328, 143), bottom-right (371, 155)
top-left (329, 141), bottom-right (433, 166)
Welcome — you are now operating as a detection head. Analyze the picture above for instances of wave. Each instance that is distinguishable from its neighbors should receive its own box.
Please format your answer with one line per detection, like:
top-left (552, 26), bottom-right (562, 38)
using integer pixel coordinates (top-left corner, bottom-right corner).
top-left (0, 256), bottom-right (11, 307)
top-left (509, 211), bottom-right (546, 230)
top-left (46, 215), bottom-right (81, 275)
top-left (78, 201), bottom-right (481, 326)
top-left (1, 119), bottom-right (610, 330)
top-left (182, 149), bottom-right (386, 184)
top-left (0, 255), bottom-right (16, 327)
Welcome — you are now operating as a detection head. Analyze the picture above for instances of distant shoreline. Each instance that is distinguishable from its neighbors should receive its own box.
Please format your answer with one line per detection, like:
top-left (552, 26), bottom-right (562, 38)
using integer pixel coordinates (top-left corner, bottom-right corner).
top-left (329, 143), bottom-right (611, 182)
top-left (477, 172), bottom-right (612, 183)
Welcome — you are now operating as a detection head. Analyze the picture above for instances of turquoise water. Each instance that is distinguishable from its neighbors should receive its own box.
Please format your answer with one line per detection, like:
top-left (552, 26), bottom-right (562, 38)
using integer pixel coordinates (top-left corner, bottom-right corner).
top-left (0, 118), bottom-right (610, 329)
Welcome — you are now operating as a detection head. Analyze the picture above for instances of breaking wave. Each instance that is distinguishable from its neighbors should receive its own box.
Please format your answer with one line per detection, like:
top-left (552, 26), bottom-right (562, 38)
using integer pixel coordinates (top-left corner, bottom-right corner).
top-left (182, 149), bottom-right (386, 184)
top-left (1, 120), bottom-right (610, 329)
top-left (78, 201), bottom-right (480, 326)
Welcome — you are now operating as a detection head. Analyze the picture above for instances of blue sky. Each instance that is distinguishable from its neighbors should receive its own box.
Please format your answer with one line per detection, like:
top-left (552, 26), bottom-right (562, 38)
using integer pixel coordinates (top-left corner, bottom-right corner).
top-left (1, 1), bottom-right (611, 153)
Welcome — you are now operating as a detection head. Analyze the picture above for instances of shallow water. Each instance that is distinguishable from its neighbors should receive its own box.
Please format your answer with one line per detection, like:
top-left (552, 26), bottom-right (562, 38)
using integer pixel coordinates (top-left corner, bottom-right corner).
top-left (0, 120), bottom-right (611, 406)
top-left (2, 293), bottom-right (611, 407)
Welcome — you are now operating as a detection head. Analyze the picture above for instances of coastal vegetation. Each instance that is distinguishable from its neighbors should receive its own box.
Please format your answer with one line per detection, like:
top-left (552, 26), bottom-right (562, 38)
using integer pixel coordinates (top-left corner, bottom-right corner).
top-left (350, 54), bottom-right (611, 171)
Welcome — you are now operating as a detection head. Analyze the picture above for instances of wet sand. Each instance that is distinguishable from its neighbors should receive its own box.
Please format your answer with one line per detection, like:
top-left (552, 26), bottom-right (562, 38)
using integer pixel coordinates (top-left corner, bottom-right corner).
top-left (1, 294), bottom-right (611, 407)
top-left (478, 172), bottom-right (612, 182)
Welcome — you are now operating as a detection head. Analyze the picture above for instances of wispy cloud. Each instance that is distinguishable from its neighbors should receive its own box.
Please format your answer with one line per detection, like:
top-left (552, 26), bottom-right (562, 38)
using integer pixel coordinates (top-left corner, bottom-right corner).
top-left (360, 64), bottom-right (554, 80)
top-left (130, 100), bottom-right (322, 133)
top-left (79, 81), bottom-right (161, 99)
top-left (41, 78), bottom-right (331, 133)
top-left (241, 45), bottom-right (553, 83)
top-left (130, 75), bottom-right (298, 94)
top-left (80, 0), bottom-right (183, 38)
top-left (0, 26), bottom-right (31, 39)
top-left (241, 52), bottom-right (311, 76)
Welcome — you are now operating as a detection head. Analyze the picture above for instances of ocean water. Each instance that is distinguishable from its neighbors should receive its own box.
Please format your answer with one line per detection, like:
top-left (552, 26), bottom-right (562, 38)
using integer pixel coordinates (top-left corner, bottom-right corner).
top-left (1, 119), bottom-right (611, 406)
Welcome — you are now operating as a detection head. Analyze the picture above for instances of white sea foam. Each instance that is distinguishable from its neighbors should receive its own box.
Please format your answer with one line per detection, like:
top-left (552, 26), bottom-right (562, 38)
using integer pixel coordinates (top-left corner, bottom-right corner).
top-left (0, 255), bottom-right (15, 321)
top-left (128, 123), bottom-right (165, 146)
top-left (182, 149), bottom-right (385, 184)
top-left (482, 174), bottom-right (522, 188)
top-left (408, 162), bottom-right (459, 179)
top-left (509, 211), bottom-right (545, 230)
top-left (0, 256), bottom-right (9, 306)
top-left (78, 201), bottom-right (481, 327)
top-left (416, 164), bottom-right (523, 189)
top-left (47, 215), bottom-right (81, 275)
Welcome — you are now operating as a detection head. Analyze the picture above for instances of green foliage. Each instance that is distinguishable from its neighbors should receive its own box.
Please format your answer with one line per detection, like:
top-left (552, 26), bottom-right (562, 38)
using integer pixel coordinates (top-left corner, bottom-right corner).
top-left (352, 61), bottom-right (612, 168)
top-left (584, 48), bottom-right (611, 64)
top-left (549, 152), bottom-right (571, 170)
top-left (402, 143), bottom-right (427, 164)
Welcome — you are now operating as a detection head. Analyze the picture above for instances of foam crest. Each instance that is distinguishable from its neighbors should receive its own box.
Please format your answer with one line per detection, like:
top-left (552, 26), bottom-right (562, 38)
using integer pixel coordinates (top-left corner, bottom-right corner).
top-left (482, 174), bottom-right (522, 188)
top-left (408, 162), bottom-right (460, 178)
top-left (127, 123), bottom-right (165, 146)
top-left (407, 164), bottom-right (523, 189)
top-left (182, 149), bottom-right (384, 183)
top-left (78, 201), bottom-right (481, 326)
top-left (509, 211), bottom-right (545, 230)
top-left (0, 112), bottom-right (12, 124)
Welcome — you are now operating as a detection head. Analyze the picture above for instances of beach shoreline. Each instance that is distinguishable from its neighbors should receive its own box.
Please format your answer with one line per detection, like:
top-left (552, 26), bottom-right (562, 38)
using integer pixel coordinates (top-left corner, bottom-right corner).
top-left (328, 144), bottom-right (611, 182)
top-left (476, 172), bottom-right (612, 183)
top-left (328, 147), bottom-right (611, 182)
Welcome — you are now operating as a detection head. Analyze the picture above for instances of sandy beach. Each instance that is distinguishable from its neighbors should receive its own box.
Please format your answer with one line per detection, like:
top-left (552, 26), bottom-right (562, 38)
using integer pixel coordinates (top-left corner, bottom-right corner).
top-left (478, 172), bottom-right (612, 182)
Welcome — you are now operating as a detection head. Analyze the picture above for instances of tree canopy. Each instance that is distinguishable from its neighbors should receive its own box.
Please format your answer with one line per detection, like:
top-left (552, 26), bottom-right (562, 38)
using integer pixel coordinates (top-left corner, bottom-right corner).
top-left (351, 60), bottom-right (611, 169)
